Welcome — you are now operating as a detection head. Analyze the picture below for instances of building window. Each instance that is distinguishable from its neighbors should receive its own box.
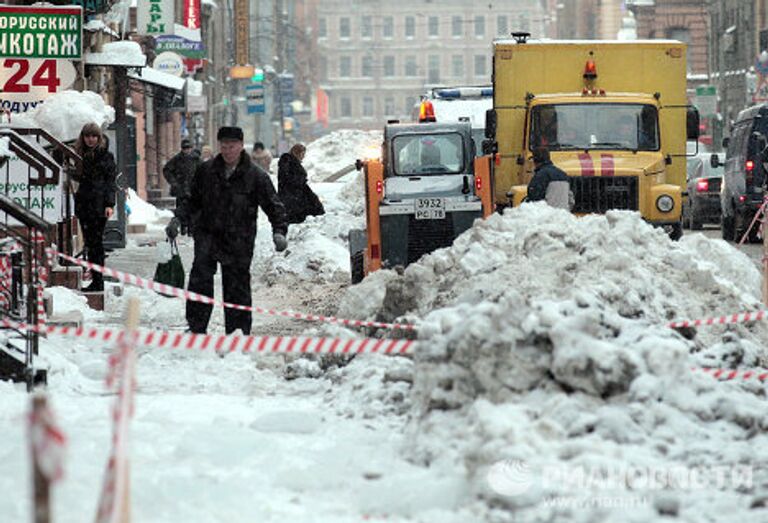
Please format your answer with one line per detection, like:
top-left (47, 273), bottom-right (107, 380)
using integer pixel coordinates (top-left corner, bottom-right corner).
top-left (405, 16), bottom-right (415, 38)
top-left (339, 17), bottom-right (351, 39)
top-left (339, 56), bottom-right (351, 77)
top-left (497, 15), bottom-right (508, 36)
top-left (428, 55), bottom-right (440, 84)
top-left (474, 15), bottom-right (485, 37)
top-left (474, 54), bottom-right (486, 76)
top-left (318, 17), bottom-right (327, 38)
top-left (362, 56), bottom-right (373, 77)
top-left (361, 16), bottom-right (372, 38)
top-left (384, 55), bottom-right (395, 77)
top-left (428, 16), bottom-right (439, 37)
top-left (385, 97), bottom-right (395, 116)
top-left (518, 14), bottom-right (529, 32)
top-left (406, 96), bottom-right (416, 116)
top-left (452, 16), bottom-right (463, 37)
top-left (405, 55), bottom-right (417, 76)
top-left (452, 55), bottom-right (463, 78)
top-left (383, 16), bottom-right (394, 38)
top-left (340, 96), bottom-right (352, 117)
top-left (363, 96), bottom-right (374, 117)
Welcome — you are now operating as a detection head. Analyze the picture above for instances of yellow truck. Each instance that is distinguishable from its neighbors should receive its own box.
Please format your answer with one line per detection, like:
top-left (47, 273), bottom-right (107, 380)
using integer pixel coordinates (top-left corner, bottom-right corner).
top-left (486, 35), bottom-right (700, 239)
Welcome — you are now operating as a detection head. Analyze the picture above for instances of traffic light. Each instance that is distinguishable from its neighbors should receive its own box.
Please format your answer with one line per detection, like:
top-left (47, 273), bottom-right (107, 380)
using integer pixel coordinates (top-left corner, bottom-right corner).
top-left (252, 67), bottom-right (264, 83)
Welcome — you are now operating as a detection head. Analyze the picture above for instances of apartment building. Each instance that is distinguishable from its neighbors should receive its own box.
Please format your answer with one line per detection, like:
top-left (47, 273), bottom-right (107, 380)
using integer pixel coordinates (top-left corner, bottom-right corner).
top-left (316, 0), bottom-right (546, 130)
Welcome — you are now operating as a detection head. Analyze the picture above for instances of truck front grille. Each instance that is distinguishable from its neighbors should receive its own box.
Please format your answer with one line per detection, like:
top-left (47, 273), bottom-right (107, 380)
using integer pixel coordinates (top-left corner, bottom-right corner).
top-left (570, 176), bottom-right (638, 213)
top-left (406, 216), bottom-right (455, 264)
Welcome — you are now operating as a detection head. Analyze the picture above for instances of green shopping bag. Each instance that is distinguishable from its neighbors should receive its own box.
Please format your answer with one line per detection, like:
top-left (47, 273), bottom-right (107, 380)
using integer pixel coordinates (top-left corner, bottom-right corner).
top-left (153, 239), bottom-right (185, 296)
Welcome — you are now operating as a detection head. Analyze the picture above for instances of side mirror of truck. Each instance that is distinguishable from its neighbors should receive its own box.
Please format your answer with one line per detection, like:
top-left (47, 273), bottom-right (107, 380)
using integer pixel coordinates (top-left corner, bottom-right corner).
top-left (485, 109), bottom-right (497, 139)
top-left (710, 153), bottom-right (721, 169)
top-left (686, 106), bottom-right (700, 141)
top-left (355, 159), bottom-right (364, 171)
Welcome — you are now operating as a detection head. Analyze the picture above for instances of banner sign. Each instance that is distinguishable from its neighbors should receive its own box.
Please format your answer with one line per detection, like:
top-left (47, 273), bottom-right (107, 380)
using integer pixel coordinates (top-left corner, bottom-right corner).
top-left (0, 5), bottom-right (83, 59)
top-left (246, 84), bottom-right (265, 114)
top-left (184, 0), bottom-right (201, 30)
top-left (137, 0), bottom-right (173, 36)
top-left (0, 59), bottom-right (77, 114)
top-left (1, 154), bottom-right (69, 226)
top-left (234, 0), bottom-right (249, 65)
top-left (155, 35), bottom-right (205, 59)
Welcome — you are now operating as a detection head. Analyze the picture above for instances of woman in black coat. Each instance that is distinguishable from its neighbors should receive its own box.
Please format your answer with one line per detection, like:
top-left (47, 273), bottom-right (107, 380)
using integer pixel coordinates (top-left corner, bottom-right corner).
top-left (72, 123), bottom-right (116, 291)
top-left (277, 143), bottom-right (325, 224)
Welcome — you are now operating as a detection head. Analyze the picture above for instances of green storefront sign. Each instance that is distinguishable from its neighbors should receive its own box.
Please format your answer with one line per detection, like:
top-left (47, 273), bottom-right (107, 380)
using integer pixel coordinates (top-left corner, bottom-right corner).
top-left (0, 5), bottom-right (82, 59)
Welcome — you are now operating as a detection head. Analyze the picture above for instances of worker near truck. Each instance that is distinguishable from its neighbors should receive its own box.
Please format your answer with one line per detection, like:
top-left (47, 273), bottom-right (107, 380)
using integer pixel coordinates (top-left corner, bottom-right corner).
top-left (527, 147), bottom-right (571, 209)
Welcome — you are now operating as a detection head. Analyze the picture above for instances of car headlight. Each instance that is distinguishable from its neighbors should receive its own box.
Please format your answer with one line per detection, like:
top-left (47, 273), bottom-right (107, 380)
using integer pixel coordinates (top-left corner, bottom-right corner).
top-left (656, 195), bottom-right (674, 213)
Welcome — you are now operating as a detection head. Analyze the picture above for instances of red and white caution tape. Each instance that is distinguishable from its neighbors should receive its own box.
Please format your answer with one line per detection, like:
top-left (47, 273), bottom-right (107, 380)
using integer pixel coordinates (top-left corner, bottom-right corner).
top-left (94, 331), bottom-right (137, 523)
top-left (28, 397), bottom-right (67, 482)
top-left (667, 310), bottom-right (768, 330)
top-left (692, 367), bottom-right (768, 382)
top-left (52, 249), bottom-right (416, 332)
top-left (0, 317), bottom-right (416, 355)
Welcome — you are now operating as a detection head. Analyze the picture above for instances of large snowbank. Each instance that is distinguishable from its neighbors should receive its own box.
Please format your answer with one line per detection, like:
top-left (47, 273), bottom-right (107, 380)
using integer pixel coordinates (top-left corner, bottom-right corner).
top-left (15, 91), bottom-right (115, 143)
top-left (302, 129), bottom-right (382, 182)
top-left (337, 204), bottom-right (768, 521)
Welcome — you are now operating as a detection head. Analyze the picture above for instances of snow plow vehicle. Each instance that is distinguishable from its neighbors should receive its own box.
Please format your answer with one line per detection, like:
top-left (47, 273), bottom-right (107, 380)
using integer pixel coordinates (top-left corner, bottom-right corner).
top-left (486, 35), bottom-right (700, 239)
top-left (349, 117), bottom-right (494, 283)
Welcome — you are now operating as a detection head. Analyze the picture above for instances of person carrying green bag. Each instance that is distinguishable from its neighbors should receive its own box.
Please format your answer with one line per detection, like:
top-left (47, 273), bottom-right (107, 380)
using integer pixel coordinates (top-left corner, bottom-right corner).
top-left (154, 218), bottom-right (185, 293)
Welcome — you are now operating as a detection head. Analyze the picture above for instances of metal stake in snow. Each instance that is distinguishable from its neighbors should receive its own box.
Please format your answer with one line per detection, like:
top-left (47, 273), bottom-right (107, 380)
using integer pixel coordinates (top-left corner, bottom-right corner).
top-left (94, 298), bottom-right (140, 523)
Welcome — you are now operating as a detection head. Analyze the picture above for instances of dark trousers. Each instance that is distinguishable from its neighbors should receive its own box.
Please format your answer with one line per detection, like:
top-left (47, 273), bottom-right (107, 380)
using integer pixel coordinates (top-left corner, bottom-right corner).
top-left (80, 215), bottom-right (107, 282)
top-left (186, 239), bottom-right (252, 334)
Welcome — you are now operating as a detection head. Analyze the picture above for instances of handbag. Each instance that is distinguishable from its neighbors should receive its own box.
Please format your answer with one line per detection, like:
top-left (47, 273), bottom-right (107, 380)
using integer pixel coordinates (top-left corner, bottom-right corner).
top-left (153, 239), bottom-right (185, 296)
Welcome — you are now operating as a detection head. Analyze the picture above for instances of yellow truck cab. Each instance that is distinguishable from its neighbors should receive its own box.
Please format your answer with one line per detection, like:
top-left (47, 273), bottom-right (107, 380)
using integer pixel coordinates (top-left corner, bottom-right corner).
top-left (486, 35), bottom-right (700, 239)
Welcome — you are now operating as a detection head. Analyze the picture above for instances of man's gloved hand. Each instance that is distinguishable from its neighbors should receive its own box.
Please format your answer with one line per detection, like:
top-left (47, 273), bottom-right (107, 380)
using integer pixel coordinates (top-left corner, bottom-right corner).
top-left (273, 233), bottom-right (287, 252)
top-left (165, 217), bottom-right (180, 240)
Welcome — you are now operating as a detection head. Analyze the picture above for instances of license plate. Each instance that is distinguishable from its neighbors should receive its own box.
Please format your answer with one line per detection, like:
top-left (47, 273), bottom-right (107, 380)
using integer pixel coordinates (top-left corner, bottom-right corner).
top-left (414, 198), bottom-right (446, 220)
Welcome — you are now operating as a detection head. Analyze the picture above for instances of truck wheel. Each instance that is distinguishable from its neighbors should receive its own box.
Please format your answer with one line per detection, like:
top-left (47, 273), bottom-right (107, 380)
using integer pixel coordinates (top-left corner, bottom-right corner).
top-left (668, 221), bottom-right (683, 241)
top-left (350, 250), bottom-right (364, 284)
top-left (721, 214), bottom-right (735, 241)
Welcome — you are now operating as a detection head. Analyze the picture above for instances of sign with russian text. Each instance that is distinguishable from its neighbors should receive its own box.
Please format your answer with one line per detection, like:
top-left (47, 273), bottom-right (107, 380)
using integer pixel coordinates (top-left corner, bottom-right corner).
top-left (0, 5), bottom-right (82, 59)
top-left (234, 0), bottom-right (249, 66)
top-left (2, 154), bottom-right (69, 226)
top-left (184, 0), bottom-right (201, 30)
top-left (137, 0), bottom-right (173, 36)
top-left (156, 35), bottom-right (204, 59)
top-left (246, 84), bottom-right (265, 114)
top-left (0, 58), bottom-right (77, 114)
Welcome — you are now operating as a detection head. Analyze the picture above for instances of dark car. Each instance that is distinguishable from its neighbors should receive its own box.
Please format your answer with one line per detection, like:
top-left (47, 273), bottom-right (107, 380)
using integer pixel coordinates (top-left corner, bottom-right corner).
top-left (715, 104), bottom-right (768, 242)
top-left (683, 154), bottom-right (723, 229)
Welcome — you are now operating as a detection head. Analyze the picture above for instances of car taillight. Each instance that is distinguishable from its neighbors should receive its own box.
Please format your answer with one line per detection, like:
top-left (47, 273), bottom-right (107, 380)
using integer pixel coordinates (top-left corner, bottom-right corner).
top-left (475, 175), bottom-right (482, 192)
top-left (739, 195), bottom-right (747, 203)
top-left (696, 179), bottom-right (709, 192)
top-left (746, 160), bottom-right (754, 172)
top-left (376, 180), bottom-right (383, 195)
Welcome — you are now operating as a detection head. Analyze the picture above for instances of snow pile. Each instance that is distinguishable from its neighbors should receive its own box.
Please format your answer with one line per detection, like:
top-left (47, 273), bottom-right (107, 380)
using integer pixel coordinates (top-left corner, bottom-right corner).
top-left (126, 189), bottom-right (173, 227)
top-left (15, 91), bottom-right (115, 143)
top-left (84, 41), bottom-right (146, 67)
top-left (338, 204), bottom-right (768, 521)
top-left (302, 130), bottom-right (382, 182)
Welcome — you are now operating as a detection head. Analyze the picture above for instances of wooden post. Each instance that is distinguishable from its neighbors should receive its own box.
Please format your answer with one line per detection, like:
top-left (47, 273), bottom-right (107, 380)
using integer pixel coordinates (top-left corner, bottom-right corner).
top-left (119, 297), bottom-right (140, 523)
top-left (31, 395), bottom-right (50, 523)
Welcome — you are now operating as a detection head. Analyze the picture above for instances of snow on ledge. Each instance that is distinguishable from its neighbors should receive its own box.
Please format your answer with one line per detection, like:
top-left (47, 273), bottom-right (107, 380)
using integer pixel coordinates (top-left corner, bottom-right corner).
top-left (85, 41), bottom-right (146, 67)
top-left (128, 67), bottom-right (185, 91)
top-left (13, 91), bottom-right (115, 143)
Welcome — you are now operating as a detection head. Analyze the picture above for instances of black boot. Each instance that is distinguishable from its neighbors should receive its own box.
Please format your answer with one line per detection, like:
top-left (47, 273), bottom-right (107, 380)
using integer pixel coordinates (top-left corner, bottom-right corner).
top-left (83, 272), bottom-right (103, 292)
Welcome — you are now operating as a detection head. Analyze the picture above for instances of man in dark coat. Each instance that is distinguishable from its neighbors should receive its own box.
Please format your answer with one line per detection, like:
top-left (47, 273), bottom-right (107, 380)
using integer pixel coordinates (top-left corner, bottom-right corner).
top-left (278, 143), bottom-right (325, 224)
top-left (184, 126), bottom-right (288, 335)
top-left (163, 138), bottom-right (201, 235)
top-left (527, 147), bottom-right (570, 209)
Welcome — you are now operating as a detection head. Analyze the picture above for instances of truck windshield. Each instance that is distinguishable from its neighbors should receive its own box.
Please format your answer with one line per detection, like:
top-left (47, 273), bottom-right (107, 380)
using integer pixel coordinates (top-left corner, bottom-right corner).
top-left (530, 103), bottom-right (660, 151)
top-left (392, 133), bottom-right (465, 175)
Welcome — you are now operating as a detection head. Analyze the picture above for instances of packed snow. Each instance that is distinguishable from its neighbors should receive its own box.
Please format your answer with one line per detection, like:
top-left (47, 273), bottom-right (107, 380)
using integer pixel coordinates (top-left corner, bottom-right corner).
top-left (3, 128), bottom-right (768, 522)
top-left (14, 91), bottom-right (116, 143)
top-left (126, 189), bottom-right (173, 229)
top-left (302, 129), bottom-right (382, 182)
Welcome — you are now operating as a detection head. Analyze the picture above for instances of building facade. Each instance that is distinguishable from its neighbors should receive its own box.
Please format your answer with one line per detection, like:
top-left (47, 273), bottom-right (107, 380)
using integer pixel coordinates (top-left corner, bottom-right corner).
top-left (315, 0), bottom-right (546, 130)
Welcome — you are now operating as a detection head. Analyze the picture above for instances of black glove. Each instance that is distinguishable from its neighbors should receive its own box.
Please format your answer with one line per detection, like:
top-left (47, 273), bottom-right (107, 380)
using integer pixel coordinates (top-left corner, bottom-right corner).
top-left (165, 217), bottom-right (180, 240)
top-left (273, 233), bottom-right (287, 252)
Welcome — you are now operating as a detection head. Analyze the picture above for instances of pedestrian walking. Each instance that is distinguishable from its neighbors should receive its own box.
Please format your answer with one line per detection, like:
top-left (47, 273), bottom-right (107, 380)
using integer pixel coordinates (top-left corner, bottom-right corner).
top-left (185, 126), bottom-right (288, 334)
top-left (72, 123), bottom-right (117, 292)
top-left (163, 138), bottom-right (201, 235)
top-left (278, 144), bottom-right (325, 224)
top-left (527, 147), bottom-right (571, 209)
top-left (251, 141), bottom-right (273, 173)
